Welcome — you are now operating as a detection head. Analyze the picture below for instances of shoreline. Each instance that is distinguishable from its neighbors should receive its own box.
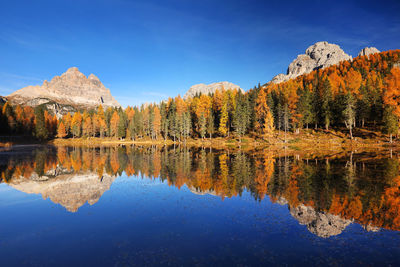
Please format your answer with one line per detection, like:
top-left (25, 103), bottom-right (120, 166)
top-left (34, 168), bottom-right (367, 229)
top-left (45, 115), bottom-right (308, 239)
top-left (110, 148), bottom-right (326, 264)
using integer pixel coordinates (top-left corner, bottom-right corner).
top-left (1, 128), bottom-right (397, 153)
top-left (47, 129), bottom-right (398, 154)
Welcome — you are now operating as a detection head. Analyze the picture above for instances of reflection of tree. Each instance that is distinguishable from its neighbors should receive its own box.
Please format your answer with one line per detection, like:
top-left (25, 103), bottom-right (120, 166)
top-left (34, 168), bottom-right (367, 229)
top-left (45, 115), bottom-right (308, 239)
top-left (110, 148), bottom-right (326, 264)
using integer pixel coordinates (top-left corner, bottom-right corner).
top-left (2, 146), bottom-right (400, 231)
top-left (34, 149), bottom-right (47, 177)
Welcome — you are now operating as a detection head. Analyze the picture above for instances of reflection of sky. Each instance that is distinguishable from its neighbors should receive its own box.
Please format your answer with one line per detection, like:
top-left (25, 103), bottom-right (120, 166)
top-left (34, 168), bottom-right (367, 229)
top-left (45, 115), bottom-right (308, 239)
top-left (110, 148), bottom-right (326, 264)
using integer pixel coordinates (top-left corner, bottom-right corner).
top-left (0, 175), bottom-right (399, 266)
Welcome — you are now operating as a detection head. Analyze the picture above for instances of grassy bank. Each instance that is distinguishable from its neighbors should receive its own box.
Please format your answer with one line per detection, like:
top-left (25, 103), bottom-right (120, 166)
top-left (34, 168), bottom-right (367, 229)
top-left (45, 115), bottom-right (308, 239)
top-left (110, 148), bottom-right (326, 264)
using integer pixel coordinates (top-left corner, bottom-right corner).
top-left (49, 128), bottom-right (396, 151)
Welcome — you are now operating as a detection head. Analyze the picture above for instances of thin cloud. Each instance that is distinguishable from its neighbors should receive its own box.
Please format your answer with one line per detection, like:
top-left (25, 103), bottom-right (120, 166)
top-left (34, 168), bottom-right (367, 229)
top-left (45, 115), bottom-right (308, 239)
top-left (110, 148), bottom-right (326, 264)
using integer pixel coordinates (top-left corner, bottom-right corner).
top-left (0, 28), bottom-right (69, 51)
top-left (0, 72), bottom-right (43, 82)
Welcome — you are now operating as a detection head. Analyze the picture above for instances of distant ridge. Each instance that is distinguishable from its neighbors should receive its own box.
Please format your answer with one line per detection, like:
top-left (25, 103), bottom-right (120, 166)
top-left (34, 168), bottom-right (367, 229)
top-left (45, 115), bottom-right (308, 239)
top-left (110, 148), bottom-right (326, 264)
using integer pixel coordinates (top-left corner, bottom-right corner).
top-left (184, 81), bottom-right (244, 99)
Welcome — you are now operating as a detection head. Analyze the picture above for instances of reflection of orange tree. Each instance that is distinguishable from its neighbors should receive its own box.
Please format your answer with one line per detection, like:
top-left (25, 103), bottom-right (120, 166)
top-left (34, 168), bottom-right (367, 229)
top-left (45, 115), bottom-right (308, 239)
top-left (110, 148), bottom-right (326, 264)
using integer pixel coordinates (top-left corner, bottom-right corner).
top-left (269, 156), bottom-right (400, 231)
top-left (3, 146), bottom-right (400, 232)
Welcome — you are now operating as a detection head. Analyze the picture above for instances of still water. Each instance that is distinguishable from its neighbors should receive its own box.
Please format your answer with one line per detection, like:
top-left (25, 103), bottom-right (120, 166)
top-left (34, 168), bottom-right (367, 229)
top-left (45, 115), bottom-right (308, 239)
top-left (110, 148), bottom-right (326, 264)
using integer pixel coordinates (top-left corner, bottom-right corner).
top-left (0, 145), bottom-right (399, 266)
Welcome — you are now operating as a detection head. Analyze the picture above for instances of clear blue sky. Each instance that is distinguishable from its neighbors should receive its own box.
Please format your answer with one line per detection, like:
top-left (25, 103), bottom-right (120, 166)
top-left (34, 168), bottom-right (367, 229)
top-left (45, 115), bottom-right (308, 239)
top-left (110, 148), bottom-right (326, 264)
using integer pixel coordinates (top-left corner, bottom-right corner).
top-left (0, 0), bottom-right (399, 107)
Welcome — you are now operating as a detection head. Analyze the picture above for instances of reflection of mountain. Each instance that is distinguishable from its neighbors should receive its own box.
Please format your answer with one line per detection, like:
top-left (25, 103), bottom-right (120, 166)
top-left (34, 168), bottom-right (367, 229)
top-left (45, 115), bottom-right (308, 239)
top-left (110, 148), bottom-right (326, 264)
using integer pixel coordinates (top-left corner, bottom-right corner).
top-left (289, 204), bottom-right (352, 238)
top-left (9, 167), bottom-right (116, 212)
top-left (0, 146), bottom-right (397, 236)
top-left (188, 187), bottom-right (218, 197)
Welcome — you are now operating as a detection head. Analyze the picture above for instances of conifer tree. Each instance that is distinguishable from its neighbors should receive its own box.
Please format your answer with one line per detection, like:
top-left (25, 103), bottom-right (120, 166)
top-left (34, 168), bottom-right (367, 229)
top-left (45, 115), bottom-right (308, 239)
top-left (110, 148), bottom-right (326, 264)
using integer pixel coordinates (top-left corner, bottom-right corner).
top-left (199, 114), bottom-right (206, 139)
top-left (71, 112), bottom-right (82, 138)
top-left (383, 106), bottom-right (398, 143)
top-left (321, 78), bottom-right (333, 130)
top-left (343, 92), bottom-right (356, 139)
top-left (110, 111), bottom-right (120, 138)
top-left (206, 108), bottom-right (214, 139)
top-left (34, 106), bottom-right (48, 140)
top-left (57, 122), bottom-right (67, 138)
top-left (218, 102), bottom-right (228, 136)
top-left (117, 109), bottom-right (127, 139)
top-left (153, 106), bottom-right (161, 139)
top-left (297, 88), bottom-right (314, 129)
top-left (183, 111), bottom-right (191, 140)
top-left (233, 93), bottom-right (250, 140)
top-left (160, 102), bottom-right (169, 140)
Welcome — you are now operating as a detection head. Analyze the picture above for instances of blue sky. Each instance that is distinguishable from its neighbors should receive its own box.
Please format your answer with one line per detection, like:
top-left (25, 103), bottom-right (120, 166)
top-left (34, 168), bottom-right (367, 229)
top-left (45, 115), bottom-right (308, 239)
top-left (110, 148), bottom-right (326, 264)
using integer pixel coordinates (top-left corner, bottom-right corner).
top-left (0, 0), bottom-right (399, 107)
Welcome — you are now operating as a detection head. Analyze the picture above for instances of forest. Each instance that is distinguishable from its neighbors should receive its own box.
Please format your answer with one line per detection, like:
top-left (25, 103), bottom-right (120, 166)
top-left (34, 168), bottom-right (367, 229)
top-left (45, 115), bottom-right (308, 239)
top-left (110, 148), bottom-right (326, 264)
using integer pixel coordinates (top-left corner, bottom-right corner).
top-left (1, 49), bottom-right (400, 143)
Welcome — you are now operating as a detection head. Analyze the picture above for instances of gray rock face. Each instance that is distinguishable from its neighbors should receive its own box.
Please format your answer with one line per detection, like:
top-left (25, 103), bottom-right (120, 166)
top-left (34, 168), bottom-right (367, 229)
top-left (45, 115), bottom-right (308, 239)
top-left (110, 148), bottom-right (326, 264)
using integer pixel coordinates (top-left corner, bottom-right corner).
top-left (358, 47), bottom-right (380, 57)
top-left (24, 97), bottom-right (76, 118)
top-left (7, 67), bottom-right (120, 109)
top-left (290, 204), bottom-right (352, 238)
top-left (0, 96), bottom-right (7, 105)
top-left (183, 81), bottom-right (244, 99)
top-left (271, 41), bottom-right (352, 84)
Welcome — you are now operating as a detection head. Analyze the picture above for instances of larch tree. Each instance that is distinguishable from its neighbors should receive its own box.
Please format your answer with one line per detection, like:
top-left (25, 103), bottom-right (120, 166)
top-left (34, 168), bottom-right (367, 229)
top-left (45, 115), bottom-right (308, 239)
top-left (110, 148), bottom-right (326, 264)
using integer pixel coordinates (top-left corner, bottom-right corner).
top-left (383, 67), bottom-right (400, 142)
top-left (57, 121), bottom-right (67, 138)
top-left (110, 111), bottom-right (120, 138)
top-left (218, 102), bottom-right (229, 137)
top-left (71, 112), bottom-right (82, 138)
top-left (153, 106), bottom-right (161, 139)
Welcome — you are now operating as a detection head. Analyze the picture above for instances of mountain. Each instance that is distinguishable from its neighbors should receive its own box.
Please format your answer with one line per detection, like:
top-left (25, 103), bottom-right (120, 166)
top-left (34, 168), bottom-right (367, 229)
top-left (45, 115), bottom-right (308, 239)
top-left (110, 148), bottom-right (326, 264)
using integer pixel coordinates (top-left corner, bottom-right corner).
top-left (7, 67), bottom-right (120, 111)
top-left (183, 81), bottom-right (244, 99)
top-left (270, 41), bottom-right (381, 84)
top-left (271, 41), bottom-right (353, 84)
top-left (358, 47), bottom-right (380, 57)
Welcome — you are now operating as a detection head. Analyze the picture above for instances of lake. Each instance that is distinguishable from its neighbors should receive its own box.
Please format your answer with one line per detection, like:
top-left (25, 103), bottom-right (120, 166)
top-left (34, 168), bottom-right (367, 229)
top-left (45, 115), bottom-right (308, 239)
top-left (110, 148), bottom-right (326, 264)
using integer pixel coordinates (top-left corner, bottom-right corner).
top-left (0, 145), bottom-right (399, 266)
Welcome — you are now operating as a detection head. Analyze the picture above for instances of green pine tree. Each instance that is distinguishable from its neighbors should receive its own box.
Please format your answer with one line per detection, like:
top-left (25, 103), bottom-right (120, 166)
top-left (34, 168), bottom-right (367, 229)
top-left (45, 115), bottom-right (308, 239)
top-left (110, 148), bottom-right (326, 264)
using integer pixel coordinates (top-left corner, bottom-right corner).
top-left (34, 106), bottom-right (48, 140)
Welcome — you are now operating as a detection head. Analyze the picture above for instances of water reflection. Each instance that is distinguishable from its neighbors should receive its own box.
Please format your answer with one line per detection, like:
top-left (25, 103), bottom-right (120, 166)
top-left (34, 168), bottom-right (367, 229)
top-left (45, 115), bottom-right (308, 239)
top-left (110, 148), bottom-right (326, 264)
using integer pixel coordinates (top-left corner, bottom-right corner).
top-left (1, 145), bottom-right (399, 237)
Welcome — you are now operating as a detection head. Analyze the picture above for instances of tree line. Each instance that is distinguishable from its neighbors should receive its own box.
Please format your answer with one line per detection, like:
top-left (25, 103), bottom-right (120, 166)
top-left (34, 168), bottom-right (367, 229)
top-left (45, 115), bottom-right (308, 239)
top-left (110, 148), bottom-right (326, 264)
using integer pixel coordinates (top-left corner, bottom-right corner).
top-left (1, 49), bottom-right (400, 142)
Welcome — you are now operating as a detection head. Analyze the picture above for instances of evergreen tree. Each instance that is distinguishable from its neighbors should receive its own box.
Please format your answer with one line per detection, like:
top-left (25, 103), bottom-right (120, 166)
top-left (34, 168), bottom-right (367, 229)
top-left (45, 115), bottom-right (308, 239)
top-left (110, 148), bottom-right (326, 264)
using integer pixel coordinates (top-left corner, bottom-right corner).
top-left (34, 106), bottom-right (48, 140)
top-left (233, 93), bottom-right (250, 139)
top-left (383, 106), bottom-right (398, 143)
top-left (356, 85), bottom-right (371, 127)
top-left (183, 111), bottom-right (191, 140)
top-left (297, 88), bottom-right (314, 129)
top-left (283, 103), bottom-right (290, 141)
top-left (168, 100), bottom-right (178, 141)
top-left (160, 102), bottom-right (169, 140)
top-left (320, 78), bottom-right (333, 130)
top-left (206, 108), bottom-right (214, 139)
top-left (117, 109), bottom-right (127, 139)
top-left (199, 114), bottom-right (206, 139)
top-left (128, 119), bottom-right (136, 140)
top-left (343, 92), bottom-right (356, 139)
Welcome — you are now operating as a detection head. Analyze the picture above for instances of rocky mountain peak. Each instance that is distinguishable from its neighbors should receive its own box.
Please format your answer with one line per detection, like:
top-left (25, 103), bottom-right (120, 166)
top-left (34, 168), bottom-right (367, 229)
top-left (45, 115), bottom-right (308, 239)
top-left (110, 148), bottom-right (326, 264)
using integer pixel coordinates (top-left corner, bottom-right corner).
top-left (358, 47), bottom-right (380, 57)
top-left (65, 66), bottom-right (79, 73)
top-left (7, 67), bottom-right (120, 112)
top-left (271, 41), bottom-right (352, 84)
top-left (88, 73), bottom-right (100, 81)
top-left (183, 81), bottom-right (244, 99)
